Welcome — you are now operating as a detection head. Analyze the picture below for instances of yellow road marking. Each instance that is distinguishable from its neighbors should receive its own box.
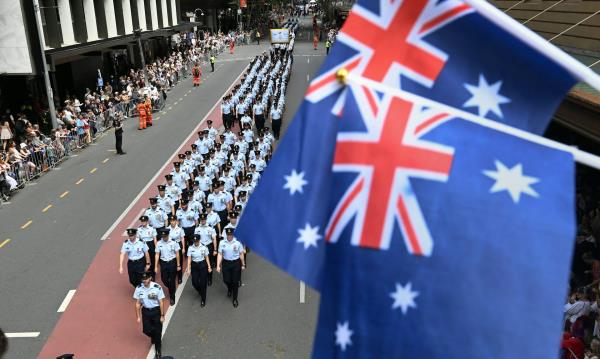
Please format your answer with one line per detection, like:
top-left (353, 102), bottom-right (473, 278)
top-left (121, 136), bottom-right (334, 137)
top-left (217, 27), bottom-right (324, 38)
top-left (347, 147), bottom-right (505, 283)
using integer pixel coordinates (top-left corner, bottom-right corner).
top-left (156, 117), bottom-right (161, 121)
top-left (42, 204), bottom-right (52, 213)
top-left (184, 93), bottom-right (188, 97)
top-left (102, 158), bottom-right (109, 164)
top-left (60, 191), bottom-right (69, 198)
top-left (21, 220), bottom-right (32, 229)
top-left (179, 98), bottom-right (183, 101)
top-left (0, 239), bottom-right (10, 248)
top-left (76, 178), bottom-right (84, 185)
top-left (90, 168), bottom-right (97, 174)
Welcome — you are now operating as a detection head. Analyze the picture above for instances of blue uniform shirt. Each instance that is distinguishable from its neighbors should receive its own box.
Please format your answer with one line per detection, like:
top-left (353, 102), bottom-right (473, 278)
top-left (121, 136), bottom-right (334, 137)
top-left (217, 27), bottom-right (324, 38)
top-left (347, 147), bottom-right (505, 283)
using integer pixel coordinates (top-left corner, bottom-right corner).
top-left (167, 225), bottom-right (185, 243)
top-left (165, 184), bottom-right (181, 201)
top-left (138, 225), bottom-right (157, 242)
top-left (156, 195), bottom-right (174, 214)
top-left (188, 244), bottom-right (210, 262)
top-left (176, 207), bottom-right (198, 228)
top-left (156, 239), bottom-right (180, 261)
top-left (219, 238), bottom-right (244, 260)
top-left (194, 225), bottom-right (216, 246)
top-left (133, 282), bottom-right (165, 308)
top-left (121, 239), bottom-right (149, 260)
top-left (145, 207), bottom-right (167, 228)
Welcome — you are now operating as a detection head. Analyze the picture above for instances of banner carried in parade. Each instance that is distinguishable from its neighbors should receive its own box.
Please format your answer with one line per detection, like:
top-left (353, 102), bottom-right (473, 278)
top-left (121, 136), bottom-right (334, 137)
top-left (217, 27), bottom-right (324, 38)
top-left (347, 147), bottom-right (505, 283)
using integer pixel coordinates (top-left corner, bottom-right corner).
top-left (237, 0), bottom-right (579, 357)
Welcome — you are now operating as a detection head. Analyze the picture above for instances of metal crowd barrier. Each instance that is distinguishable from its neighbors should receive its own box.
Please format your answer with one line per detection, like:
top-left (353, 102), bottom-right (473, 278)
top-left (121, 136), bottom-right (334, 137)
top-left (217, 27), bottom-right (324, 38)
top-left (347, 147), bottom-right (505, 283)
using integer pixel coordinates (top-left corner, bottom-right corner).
top-left (0, 111), bottom-right (128, 202)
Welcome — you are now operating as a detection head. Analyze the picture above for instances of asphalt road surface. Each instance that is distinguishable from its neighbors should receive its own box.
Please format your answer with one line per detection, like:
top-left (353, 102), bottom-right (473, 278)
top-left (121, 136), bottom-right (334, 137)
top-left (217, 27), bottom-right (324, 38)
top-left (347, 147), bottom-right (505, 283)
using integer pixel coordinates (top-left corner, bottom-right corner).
top-left (0, 38), bottom-right (327, 358)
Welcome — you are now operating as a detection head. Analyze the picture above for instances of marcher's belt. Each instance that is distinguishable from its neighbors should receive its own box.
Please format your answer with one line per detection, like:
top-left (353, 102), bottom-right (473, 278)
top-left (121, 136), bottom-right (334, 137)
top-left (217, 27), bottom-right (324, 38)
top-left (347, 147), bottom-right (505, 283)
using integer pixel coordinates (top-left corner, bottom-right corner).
top-left (129, 258), bottom-right (145, 262)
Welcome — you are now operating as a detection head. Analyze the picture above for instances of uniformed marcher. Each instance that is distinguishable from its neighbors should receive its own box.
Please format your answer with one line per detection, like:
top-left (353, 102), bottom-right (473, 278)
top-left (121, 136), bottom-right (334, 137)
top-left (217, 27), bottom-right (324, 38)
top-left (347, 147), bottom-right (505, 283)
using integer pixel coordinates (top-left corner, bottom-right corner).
top-left (113, 114), bottom-right (126, 155)
top-left (194, 213), bottom-right (218, 285)
top-left (155, 229), bottom-right (180, 305)
top-left (138, 216), bottom-right (158, 279)
top-left (186, 235), bottom-right (212, 306)
top-left (119, 228), bottom-right (150, 287)
top-left (176, 199), bottom-right (198, 251)
top-left (210, 55), bottom-right (216, 72)
top-left (156, 185), bottom-right (175, 219)
top-left (217, 227), bottom-right (245, 307)
top-left (145, 198), bottom-right (168, 230)
top-left (167, 217), bottom-right (185, 283)
top-left (134, 272), bottom-right (165, 358)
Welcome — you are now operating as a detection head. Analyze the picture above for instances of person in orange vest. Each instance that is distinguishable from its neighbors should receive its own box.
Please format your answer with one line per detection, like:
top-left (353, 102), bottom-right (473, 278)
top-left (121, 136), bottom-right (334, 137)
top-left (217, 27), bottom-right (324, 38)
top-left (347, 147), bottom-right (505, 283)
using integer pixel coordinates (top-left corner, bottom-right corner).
top-left (229, 39), bottom-right (235, 54)
top-left (137, 101), bottom-right (147, 130)
top-left (192, 63), bottom-right (202, 87)
top-left (145, 96), bottom-right (153, 127)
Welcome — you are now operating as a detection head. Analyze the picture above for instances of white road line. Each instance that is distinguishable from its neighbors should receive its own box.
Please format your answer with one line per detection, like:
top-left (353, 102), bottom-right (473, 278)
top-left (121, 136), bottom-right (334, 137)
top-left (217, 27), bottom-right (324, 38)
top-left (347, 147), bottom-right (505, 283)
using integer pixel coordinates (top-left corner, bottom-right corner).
top-left (307, 58), bottom-right (310, 63)
top-left (100, 65), bottom-right (250, 243)
top-left (119, 208), bottom-right (146, 237)
top-left (307, 74), bottom-right (310, 82)
top-left (57, 290), bottom-right (76, 312)
top-left (5, 332), bottom-right (40, 338)
top-left (300, 281), bottom-right (306, 303)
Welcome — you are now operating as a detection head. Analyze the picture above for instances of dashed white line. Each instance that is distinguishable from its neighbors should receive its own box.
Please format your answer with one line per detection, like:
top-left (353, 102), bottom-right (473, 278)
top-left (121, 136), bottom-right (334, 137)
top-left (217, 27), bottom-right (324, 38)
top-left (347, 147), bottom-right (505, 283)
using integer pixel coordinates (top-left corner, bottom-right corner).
top-left (57, 290), bottom-right (76, 312)
top-left (307, 74), bottom-right (310, 82)
top-left (307, 58), bottom-right (310, 63)
top-left (5, 332), bottom-right (40, 338)
top-left (300, 281), bottom-right (306, 303)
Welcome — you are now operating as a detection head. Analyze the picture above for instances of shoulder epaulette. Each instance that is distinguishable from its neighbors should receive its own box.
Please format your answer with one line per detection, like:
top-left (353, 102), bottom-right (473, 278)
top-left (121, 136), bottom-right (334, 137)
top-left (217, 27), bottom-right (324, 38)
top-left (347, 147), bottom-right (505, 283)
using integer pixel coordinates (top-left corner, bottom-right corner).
top-left (153, 284), bottom-right (160, 288)
top-left (124, 239), bottom-right (128, 243)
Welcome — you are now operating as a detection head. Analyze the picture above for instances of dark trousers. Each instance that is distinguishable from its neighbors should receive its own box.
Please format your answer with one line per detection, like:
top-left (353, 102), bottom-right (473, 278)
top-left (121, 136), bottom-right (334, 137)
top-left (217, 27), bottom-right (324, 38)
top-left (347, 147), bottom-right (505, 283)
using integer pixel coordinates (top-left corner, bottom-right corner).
top-left (145, 241), bottom-right (156, 279)
top-left (183, 226), bottom-right (195, 252)
top-left (176, 244), bottom-right (184, 281)
top-left (272, 119), bottom-right (282, 140)
top-left (207, 243), bottom-right (216, 284)
top-left (191, 261), bottom-right (209, 301)
top-left (222, 259), bottom-right (241, 301)
top-left (211, 62), bottom-right (215, 72)
top-left (142, 307), bottom-right (162, 352)
top-left (127, 258), bottom-right (145, 288)
top-left (217, 210), bottom-right (228, 230)
top-left (255, 114), bottom-right (265, 132)
top-left (115, 133), bottom-right (123, 154)
top-left (159, 259), bottom-right (177, 300)
top-left (222, 113), bottom-right (229, 129)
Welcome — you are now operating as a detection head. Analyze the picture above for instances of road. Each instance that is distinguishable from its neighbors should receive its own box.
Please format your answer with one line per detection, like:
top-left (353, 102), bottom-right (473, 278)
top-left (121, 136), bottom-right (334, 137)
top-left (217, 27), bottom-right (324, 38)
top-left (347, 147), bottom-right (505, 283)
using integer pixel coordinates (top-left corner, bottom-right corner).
top-left (0, 38), bottom-right (327, 358)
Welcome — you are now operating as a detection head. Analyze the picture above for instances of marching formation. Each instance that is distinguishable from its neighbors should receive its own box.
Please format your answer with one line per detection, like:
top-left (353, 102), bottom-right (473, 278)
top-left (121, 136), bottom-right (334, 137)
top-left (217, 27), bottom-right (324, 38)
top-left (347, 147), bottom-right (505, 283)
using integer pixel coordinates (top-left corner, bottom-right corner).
top-left (117, 41), bottom-right (294, 358)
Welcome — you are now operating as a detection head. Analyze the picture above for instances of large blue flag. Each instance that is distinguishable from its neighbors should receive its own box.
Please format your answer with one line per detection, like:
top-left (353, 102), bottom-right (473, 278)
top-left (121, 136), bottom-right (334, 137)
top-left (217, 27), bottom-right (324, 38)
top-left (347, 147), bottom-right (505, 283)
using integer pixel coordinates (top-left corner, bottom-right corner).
top-left (236, 0), bottom-right (578, 357)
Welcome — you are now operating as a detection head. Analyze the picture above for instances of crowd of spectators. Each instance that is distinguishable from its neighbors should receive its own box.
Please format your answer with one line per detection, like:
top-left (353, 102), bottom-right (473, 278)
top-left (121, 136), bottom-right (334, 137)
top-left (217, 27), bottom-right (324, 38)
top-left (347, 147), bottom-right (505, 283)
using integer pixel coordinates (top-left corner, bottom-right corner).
top-left (562, 168), bottom-right (600, 359)
top-left (0, 30), bottom-right (251, 204)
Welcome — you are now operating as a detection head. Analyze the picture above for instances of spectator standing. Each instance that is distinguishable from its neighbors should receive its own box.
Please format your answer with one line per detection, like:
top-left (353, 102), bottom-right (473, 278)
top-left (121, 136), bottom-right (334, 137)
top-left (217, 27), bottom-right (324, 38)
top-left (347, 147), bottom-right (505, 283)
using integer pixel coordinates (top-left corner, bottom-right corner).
top-left (0, 121), bottom-right (12, 151)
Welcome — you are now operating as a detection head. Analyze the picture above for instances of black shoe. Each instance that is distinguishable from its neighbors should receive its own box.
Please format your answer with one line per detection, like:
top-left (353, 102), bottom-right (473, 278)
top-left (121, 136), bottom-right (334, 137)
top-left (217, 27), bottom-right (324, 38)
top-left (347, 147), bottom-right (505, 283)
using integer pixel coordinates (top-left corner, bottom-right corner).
top-left (227, 290), bottom-right (232, 297)
top-left (238, 281), bottom-right (242, 287)
top-left (207, 279), bottom-right (212, 286)
top-left (155, 351), bottom-right (161, 359)
top-left (201, 301), bottom-right (205, 307)
top-left (170, 298), bottom-right (175, 305)
top-left (118, 152), bottom-right (126, 155)
top-left (233, 299), bottom-right (238, 308)
top-left (178, 278), bottom-right (182, 284)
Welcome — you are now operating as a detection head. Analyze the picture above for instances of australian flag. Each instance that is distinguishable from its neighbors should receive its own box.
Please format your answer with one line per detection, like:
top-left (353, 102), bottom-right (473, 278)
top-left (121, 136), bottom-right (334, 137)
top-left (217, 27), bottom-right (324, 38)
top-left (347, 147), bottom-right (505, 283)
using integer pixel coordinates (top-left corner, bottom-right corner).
top-left (236, 0), bottom-right (578, 357)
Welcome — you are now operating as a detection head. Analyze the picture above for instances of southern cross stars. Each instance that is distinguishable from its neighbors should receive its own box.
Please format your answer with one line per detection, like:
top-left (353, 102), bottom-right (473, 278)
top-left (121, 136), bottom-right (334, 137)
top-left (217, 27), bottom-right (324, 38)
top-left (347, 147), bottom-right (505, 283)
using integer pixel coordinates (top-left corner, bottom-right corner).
top-left (283, 169), bottom-right (308, 195)
top-left (463, 74), bottom-right (511, 119)
top-left (297, 223), bottom-right (322, 250)
top-left (390, 282), bottom-right (419, 314)
top-left (335, 321), bottom-right (353, 351)
top-left (483, 160), bottom-right (539, 203)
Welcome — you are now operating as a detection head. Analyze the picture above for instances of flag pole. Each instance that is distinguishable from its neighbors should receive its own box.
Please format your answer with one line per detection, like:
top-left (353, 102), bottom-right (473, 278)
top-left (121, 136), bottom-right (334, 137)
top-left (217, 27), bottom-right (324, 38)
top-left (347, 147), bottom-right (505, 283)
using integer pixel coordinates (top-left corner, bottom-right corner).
top-left (339, 70), bottom-right (600, 171)
top-left (459, 0), bottom-right (600, 92)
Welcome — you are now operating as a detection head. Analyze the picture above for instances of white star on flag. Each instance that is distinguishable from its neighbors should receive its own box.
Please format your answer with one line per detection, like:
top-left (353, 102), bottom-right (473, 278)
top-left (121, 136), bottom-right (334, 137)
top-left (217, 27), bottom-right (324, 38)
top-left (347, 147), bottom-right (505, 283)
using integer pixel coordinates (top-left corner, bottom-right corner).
top-left (283, 169), bottom-right (308, 195)
top-left (483, 160), bottom-right (539, 203)
top-left (390, 282), bottom-right (419, 314)
top-left (463, 74), bottom-right (511, 118)
top-left (297, 223), bottom-right (322, 250)
top-left (335, 321), bottom-right (353, 351)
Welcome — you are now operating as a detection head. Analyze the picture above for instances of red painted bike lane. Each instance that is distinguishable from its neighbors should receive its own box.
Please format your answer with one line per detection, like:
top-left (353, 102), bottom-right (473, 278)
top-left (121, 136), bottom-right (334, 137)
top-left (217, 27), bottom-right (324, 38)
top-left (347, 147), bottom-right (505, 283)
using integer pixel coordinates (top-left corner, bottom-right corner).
top-left (38, 72), bottom-right (244, 358)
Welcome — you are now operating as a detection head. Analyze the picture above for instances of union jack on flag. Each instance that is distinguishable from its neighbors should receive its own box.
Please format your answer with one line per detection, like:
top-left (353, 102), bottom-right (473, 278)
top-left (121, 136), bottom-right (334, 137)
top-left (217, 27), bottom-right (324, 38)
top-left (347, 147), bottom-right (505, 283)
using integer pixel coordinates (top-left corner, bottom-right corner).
top-left (237, 0), bottom-right (579, 356)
